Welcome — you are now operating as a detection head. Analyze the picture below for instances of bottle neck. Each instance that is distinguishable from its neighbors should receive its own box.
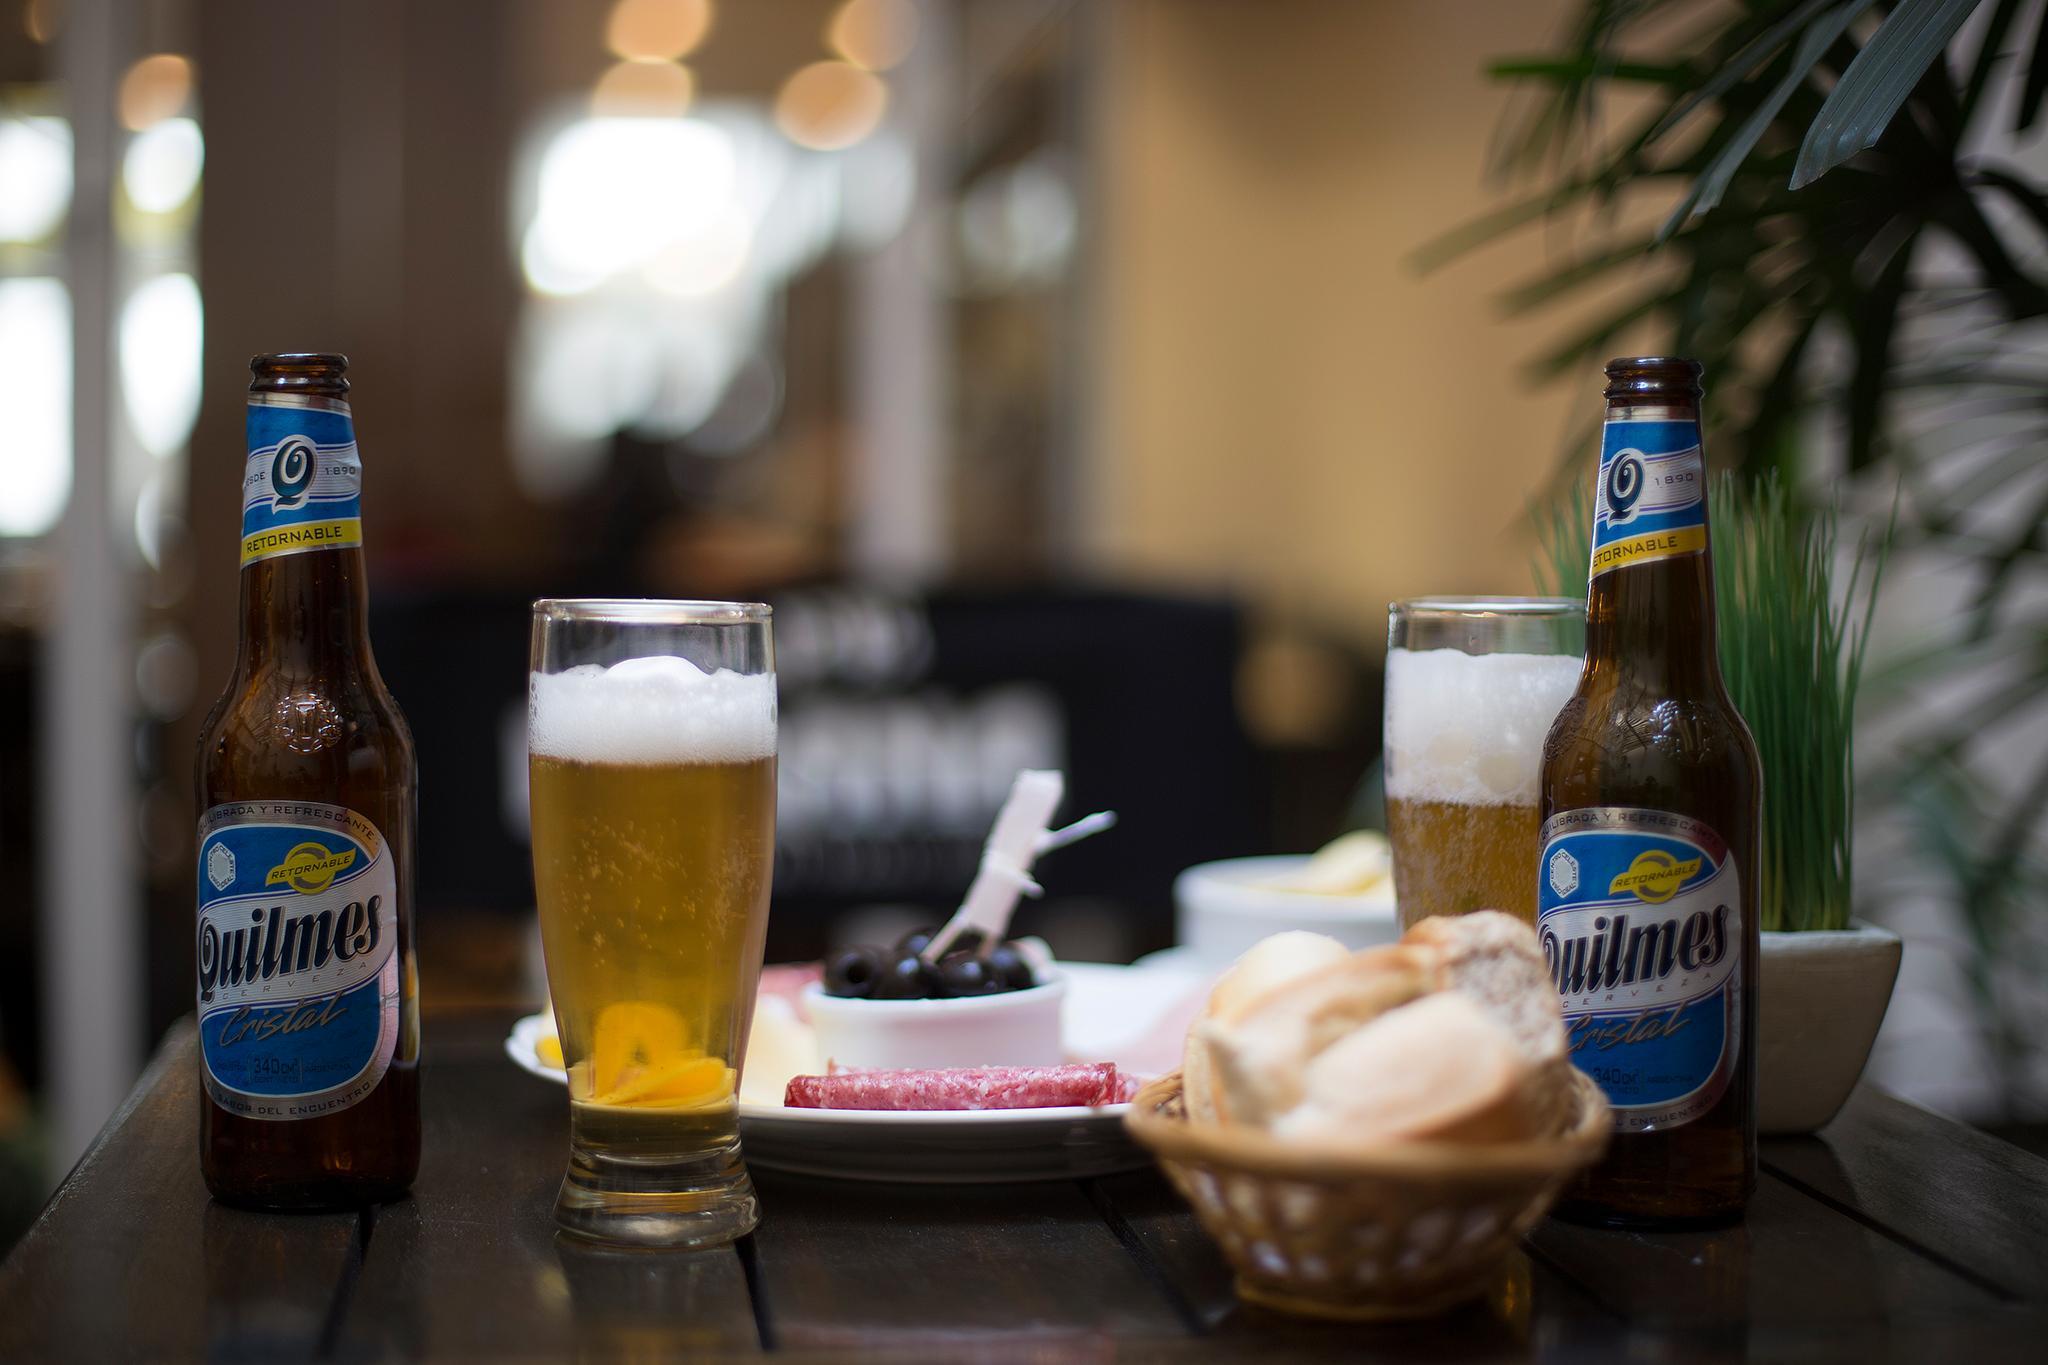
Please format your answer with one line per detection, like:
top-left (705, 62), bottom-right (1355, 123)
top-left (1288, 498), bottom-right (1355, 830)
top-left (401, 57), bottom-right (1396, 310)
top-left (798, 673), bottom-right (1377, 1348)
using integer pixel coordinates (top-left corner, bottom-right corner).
top-left (235, 548), bottom-right (373, 678)
top-left (1583, 399), bottom-right (1725, 692)
top-left (234, 391), bottom-right (373, 681)
top-left (1585, 548), bottom-right (1723, 691)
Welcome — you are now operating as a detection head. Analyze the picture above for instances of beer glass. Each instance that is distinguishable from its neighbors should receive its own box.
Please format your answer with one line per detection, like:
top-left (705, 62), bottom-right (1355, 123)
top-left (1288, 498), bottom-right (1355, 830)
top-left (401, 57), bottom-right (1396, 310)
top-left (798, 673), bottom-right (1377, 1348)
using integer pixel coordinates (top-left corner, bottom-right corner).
top-left (529, 600), bottom-right (776, 1247)
top-left (1385, 598), bottom-right (1582, 929)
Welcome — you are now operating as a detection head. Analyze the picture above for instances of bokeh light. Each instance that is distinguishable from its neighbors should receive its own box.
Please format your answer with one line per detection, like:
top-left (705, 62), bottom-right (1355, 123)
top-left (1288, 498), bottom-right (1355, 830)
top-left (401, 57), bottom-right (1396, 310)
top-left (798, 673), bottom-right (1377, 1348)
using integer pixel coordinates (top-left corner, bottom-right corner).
top-left (520, 220), bottom-right (607, 297)
top-left (643, 205), bottom-right (752, 297)
top-left (837, 132), bottom-right (916, 250)
top-left (0, 278), bottom-right (73, 537)
top-left (512, 306), bottom-right (662, 495)
top-left (118, 54), bottom-right (193, 132)
top-left (957, 154), bottom-right (1077, 292)
top-left (606, 0), bottom-right (713, 63)
top-left (828, 0), bottom-right (919, 72)
top-left (24, 0), bottom-right (55, 43)
top-left (774, 61), bottom-right (888, 151)
top-left (122, 117), bottom-right (204, 214)
top-left (524, 118), bottom-right (736, 287)
top-left (512, 105), bottom-right (891, 494)
top-left (590, 59), bottom-right (694, 118)
top-left (119, 273), bottom-right (204, 458)
top-left (0, 116), bottom-right (73, 243)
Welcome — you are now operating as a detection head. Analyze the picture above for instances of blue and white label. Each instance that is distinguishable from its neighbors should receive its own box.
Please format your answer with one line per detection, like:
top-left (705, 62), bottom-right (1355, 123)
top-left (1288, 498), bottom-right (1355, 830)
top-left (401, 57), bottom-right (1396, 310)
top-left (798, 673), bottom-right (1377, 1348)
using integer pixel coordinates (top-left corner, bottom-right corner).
top-left (196, 801), bottom-right (399, 1121)
top-left (1590, 418), bottom-right (1706, 580)
top-left (240, 396), bottom-right (362, 567)
top-left (1538, 806), bottom-right (1741, 1132)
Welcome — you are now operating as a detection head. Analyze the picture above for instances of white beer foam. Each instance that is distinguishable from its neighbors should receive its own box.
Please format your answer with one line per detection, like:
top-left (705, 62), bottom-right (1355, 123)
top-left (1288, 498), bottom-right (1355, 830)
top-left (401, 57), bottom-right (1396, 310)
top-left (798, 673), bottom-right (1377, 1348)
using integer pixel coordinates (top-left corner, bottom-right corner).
top-left (1383, 647), bottom-right (1580, 806)
top-left (530, 655), bottom-right (777, 765)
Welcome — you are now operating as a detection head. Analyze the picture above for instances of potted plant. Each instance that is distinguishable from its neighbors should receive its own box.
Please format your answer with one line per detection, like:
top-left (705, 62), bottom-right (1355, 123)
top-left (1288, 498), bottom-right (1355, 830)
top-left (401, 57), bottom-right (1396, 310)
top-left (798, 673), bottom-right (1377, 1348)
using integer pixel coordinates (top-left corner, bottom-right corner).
top-left (1715, 476), bottom-right (1900, 1132)
top-left (1426, 0), bottom-right (2048, 1120)
top-left (1544, 474), bottom-right (1895, 1133)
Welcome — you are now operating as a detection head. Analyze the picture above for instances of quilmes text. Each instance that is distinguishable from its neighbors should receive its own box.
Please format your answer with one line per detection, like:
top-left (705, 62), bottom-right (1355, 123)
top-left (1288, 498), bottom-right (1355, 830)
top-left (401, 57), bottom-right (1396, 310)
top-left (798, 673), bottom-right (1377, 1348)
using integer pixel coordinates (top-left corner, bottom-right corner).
top-left (197, 896), bottom-right (384, 1006)
top-left (1542, 904), bottom-right (1731, 999)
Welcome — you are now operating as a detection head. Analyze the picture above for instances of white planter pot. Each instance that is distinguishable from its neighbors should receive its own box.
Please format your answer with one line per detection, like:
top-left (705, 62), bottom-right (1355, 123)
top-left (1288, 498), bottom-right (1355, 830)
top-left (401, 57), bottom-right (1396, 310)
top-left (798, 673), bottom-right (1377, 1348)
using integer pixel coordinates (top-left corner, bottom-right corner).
top-left (1757, 922), bottom-right (1901, 1135)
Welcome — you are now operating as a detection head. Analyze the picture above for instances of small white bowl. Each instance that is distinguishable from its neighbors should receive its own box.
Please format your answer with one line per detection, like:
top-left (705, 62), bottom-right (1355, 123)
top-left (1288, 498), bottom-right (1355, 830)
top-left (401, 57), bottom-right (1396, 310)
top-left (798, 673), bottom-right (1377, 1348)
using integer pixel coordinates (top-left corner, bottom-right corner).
top-left (1174, 855), bottom-right (1399, 965)
top-left (802, 970), bottom-right (1068, 1071)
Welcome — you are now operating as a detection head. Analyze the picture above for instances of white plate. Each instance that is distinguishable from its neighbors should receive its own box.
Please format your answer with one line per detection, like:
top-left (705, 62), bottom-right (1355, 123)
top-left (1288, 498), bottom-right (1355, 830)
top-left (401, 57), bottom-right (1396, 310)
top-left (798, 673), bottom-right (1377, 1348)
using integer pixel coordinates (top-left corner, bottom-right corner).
top-left (503, 960), bottom-right (1209, 1183)
top-left (735, 1099), bottom-right (1142, 1183)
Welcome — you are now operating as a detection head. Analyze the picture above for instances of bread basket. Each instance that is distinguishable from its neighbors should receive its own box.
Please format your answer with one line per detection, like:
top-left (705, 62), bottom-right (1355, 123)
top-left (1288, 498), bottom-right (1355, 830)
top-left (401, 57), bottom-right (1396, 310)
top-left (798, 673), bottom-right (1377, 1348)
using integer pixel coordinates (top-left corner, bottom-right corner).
top-left (1124, 1068), bottom-right (1609, 1320)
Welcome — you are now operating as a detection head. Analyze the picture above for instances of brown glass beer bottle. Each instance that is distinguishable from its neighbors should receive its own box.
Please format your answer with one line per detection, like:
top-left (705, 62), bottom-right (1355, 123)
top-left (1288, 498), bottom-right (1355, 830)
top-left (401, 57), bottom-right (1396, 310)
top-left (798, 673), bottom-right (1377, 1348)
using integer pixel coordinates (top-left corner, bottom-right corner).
top-left (1538, 356), bottom-right (1762, 1227)
top-left (194, 353), bottom-right (421, 1209)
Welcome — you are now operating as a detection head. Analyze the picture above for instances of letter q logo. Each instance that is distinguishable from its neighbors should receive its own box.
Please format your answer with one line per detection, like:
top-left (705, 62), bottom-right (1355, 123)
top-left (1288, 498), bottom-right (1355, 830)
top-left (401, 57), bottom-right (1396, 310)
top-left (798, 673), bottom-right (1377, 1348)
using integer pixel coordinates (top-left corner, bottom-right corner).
top-left (270, 436), bottom-right (316, 509)
top-left (1603, 448), bottom-right (1645, 524)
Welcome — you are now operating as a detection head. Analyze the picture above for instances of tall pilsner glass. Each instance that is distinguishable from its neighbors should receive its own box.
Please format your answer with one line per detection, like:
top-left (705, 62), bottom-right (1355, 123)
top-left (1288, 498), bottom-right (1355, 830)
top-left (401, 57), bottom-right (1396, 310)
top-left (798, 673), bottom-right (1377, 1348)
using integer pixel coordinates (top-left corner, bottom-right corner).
top-left (529, 600), bottom-right (776, 1247)
top-left (1385, 598), bottom-right (1582, 930)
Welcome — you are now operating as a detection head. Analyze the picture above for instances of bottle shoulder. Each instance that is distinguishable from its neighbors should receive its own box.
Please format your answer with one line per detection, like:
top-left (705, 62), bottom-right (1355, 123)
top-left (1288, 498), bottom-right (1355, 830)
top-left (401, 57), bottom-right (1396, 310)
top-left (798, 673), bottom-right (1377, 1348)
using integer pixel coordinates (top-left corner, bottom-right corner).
top-left (1541, 678), bottom-right (1760, 814)
top-left (196, 663), bottom-right (416, 804)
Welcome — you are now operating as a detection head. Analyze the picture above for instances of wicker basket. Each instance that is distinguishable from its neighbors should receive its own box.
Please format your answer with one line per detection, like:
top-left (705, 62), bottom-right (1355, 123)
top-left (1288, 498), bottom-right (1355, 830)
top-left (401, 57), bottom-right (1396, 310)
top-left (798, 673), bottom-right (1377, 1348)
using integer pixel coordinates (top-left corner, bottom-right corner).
top-left (1124, 1068), bottom-right (1610, 1320)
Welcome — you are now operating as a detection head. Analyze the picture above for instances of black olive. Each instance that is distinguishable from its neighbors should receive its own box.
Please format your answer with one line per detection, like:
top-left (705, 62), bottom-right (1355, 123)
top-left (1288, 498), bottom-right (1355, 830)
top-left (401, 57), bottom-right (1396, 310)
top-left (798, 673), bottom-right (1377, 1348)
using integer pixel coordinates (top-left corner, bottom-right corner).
top-left (936, 950), bottom-right (1003, 998)
top-left (894, 927), bottom-right (938, 960)
top-left (823, 946), bottom-right (884, 999)
top-left (870, 953), bottom-right (942, 1000)
top-left (987, 943), bottom-right (1035, 991)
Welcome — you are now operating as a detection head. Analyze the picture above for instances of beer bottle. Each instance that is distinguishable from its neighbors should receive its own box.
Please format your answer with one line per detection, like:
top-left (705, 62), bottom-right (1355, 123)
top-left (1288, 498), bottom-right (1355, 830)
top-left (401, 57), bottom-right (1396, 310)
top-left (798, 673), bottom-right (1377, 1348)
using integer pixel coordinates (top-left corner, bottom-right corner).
top-left (194, 353), bottom-right (421, 1209)
top-left (1537, 356), bottom-right (1762, 1227)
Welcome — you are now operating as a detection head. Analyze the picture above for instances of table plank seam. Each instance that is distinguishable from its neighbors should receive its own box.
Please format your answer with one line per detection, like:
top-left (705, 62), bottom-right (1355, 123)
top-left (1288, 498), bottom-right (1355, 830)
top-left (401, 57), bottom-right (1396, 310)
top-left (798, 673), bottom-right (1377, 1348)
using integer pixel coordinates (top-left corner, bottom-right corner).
top-left (314, 1204), bottom-right (375, 1360)
top-left (1759, 1162), bottom-right (2022, 1305)
top-left (735, 1231), bottom-right (775, 1352)
top-left (1078, 1177), bottom-right (1211, 1337)
top-left (1518, 1234), bottom-right (1630, 1323)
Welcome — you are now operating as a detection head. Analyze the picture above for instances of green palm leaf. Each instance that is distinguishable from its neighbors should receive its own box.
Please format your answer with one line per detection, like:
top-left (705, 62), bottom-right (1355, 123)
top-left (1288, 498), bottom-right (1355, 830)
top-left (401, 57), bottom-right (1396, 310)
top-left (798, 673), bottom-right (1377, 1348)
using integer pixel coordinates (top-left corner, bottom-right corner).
top-left (1791, 0), bottom-right (1985, 188)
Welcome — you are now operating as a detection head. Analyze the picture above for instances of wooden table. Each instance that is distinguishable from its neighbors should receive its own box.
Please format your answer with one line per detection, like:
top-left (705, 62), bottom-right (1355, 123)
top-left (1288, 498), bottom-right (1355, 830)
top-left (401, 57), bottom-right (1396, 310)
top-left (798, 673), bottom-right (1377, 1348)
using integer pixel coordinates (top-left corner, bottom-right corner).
top-left (4, 1009), bottom-right (2045, 1361)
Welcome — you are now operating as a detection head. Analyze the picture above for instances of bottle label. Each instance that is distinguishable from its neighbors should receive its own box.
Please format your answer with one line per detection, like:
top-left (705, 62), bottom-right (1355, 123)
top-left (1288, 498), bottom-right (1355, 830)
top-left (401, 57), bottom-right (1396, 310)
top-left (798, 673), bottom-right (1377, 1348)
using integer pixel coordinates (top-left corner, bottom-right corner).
top-left (1537, 806), bottom-right (1742, 1131)
top-left (1589, 418), bottom-right (1705, 579)
top-left (240, 395), bottom-right (361, 567)
top-left (195, 801), bottom-right (400, 1121)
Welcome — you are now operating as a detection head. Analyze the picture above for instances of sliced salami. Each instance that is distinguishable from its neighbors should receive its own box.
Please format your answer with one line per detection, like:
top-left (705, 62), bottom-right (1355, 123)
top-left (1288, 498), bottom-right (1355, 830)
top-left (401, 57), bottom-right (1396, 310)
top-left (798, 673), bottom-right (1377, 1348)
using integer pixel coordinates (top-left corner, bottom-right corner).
top-left (784, 1062), bottom-right (1123, 1111)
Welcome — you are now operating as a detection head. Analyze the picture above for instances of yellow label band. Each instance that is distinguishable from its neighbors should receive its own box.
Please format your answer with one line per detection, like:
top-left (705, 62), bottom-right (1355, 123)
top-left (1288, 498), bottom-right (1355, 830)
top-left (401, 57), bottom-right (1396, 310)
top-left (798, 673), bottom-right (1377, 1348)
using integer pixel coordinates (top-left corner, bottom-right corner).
top-left (1590, 523), bottom-right (1705, 577)
top-left (240, 517), bottom-right (362, 566)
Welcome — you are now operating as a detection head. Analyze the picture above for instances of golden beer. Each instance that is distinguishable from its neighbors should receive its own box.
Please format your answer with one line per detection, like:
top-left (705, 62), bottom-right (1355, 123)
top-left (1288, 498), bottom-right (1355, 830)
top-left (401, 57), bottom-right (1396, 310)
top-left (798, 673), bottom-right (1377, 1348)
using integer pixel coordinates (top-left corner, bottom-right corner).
top-left (528, 610), bottom-right (777, 1247)
top-left (1386, 795), bottom-right (1543, 924)
top-left (530, 754), bottom-right (775, 1145)
top-left (1381, 622), bottom-right (1581, 930)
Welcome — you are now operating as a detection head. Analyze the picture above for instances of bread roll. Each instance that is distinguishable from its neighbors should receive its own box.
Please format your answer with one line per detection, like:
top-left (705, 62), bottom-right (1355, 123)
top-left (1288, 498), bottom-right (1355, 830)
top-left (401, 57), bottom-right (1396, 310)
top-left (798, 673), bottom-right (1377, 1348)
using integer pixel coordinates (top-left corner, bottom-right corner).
top-left (1272, 991), bottom-right (1537, 1144)
top-left (1398, 912), bottom-right (1562, 1064)
top-left (1179, 915), bottom-right (1575, 1144)
top-left (1400, 911), bottom-right (1573, 1132)
top-left (1182, 931), bottom-right (1350, 1124)
top-left (1195, 945), bottom-right (1438, 1126)
top-left (1206, 931), bottom-right (1354, 1022)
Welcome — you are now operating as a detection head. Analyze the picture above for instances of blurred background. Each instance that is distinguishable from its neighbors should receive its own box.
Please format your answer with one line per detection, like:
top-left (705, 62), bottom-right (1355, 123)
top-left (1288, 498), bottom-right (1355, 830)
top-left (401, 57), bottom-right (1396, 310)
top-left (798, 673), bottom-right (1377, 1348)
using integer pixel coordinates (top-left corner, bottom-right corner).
top-left (2, 0), bottom-right (2045, 1245)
